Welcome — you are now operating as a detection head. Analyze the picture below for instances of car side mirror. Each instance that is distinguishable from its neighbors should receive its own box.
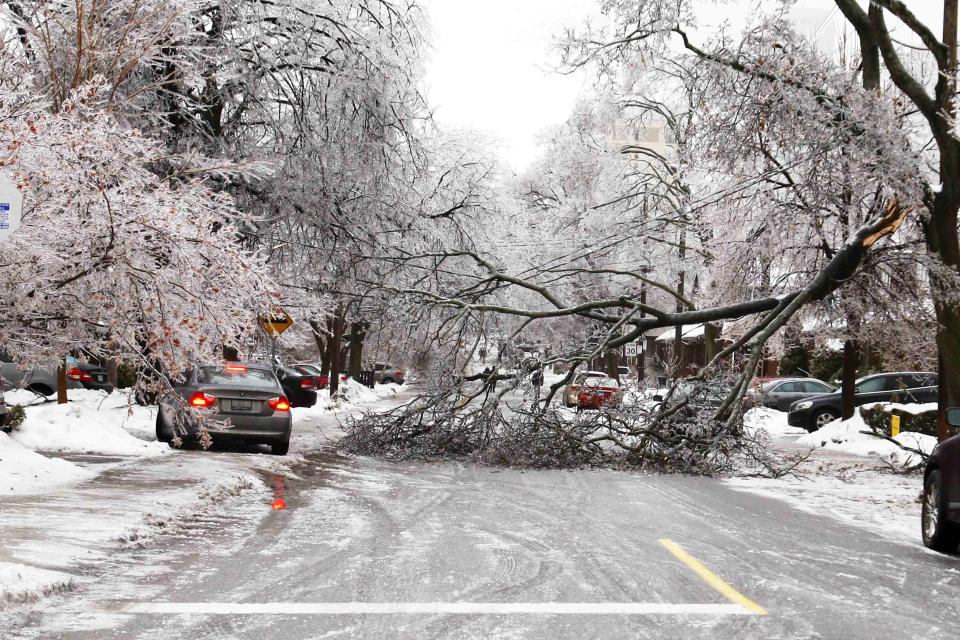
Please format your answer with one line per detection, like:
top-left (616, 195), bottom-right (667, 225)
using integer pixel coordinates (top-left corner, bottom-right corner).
top-left (946, 407), bottom-right (960, 428)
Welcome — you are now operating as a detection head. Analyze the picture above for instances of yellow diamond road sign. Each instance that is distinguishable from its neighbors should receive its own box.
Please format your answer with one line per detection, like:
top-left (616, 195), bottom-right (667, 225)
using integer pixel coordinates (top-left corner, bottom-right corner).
top-left (260, 307), bottom-right (294, 337)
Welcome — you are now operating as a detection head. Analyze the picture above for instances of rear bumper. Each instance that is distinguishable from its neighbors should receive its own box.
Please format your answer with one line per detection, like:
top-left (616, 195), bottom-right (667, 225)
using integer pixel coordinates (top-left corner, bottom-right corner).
top-left (82, 380), bottom-right (114, 393)
top-left (161, 406), bottom-right (291, 443)
top-left (201, 413), bottom-right (291, 438)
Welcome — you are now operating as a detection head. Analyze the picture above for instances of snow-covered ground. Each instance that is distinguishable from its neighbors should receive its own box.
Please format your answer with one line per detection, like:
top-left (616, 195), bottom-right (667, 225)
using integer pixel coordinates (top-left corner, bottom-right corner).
top-left (730, 406), bottom-right (934, 549)
top-left (0, 383), bottom-right (411, 608)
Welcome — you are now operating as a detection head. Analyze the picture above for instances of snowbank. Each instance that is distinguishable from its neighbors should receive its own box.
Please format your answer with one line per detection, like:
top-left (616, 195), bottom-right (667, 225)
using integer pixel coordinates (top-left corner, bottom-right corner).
top-left (796, 410), bottom-right (936, 465)
top-left (743, 407), bottom-right (807, 437)
top-left (0, 432), bottom-right (93, 495)
top-left (292, 381), bottom-right (405, 420)
top-left (6, 390), bottom-right (165, 456)
top-left (0, 562), bottom-right (76, 607)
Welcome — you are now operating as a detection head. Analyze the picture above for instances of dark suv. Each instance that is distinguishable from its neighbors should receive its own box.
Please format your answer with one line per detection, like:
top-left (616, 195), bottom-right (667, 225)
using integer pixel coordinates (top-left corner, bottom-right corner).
top-left (923, 408), bottom-right (960, 552)
top-left (787, 372), bottom-right (937, 432)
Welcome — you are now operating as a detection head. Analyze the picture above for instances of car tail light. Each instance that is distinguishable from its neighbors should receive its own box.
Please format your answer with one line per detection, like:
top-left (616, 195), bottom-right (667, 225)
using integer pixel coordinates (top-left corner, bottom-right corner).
top-left (189, 392), bottom-right (217, 408)
top-left (300, 378), bottom-right (315, 389)
top-left (268, 396), bottom-right (291, 412)
top-left (224, 364), bottom-right (247, 373)
top-left (66, 367), bottom-right (93, 382)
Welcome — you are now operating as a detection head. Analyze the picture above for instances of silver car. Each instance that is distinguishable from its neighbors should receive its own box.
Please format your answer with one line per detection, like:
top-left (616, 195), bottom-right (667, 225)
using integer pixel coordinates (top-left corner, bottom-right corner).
top-left (374, 362), bottom-right (405, 385)
top-left (156, 363), bottom-right (292, 455)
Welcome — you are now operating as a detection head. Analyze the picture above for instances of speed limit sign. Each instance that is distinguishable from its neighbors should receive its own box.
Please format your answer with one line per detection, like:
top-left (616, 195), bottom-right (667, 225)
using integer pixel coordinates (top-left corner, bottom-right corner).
top-left (624, 343), bottom-right (639, 357)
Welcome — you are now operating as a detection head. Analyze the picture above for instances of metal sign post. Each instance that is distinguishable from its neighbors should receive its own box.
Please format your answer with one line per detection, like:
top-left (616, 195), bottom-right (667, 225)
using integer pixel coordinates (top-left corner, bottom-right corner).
top-left (0, 173), bottom-right (24, 242)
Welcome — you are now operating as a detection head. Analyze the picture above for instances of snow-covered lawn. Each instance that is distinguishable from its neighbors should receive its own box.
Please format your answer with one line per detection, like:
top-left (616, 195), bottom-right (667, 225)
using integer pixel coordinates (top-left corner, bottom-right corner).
top-left (731, 406), bottom-right (934, 549)
top-left (4, 389), bottom-right (165, 457)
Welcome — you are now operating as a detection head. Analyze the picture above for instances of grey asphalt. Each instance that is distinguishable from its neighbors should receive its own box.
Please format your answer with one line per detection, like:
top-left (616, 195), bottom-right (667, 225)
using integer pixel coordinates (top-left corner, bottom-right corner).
top-left (5, 447), bottom-right (960, 639)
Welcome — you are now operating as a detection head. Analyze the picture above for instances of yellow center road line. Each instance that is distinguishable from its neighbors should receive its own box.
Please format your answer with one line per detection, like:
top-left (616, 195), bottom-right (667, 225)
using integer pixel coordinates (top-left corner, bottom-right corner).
top-left (658, 538), bottom-right (768, 616)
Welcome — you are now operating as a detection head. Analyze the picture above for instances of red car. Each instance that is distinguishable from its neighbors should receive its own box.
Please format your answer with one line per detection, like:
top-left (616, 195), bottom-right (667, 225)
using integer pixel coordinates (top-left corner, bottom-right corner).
top-left (292, 363), bottom-right (346, 389)
top-left (576, 377), bottom-right (622, 410)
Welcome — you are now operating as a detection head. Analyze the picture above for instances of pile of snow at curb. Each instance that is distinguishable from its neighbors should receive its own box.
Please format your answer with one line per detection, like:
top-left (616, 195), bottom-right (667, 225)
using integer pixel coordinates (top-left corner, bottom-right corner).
top-left (5, 389), bottom-right (164, 456)
top-left (0, 432), bottom-right (92, 495)
top-left (0, 561), bottom-right (76, 606)
top-left (293, 380), bottom-right (403, 419)
top-left (796, 409), bottom-right (936, 465)
top-left (743, 407), bottom-right (807, 437)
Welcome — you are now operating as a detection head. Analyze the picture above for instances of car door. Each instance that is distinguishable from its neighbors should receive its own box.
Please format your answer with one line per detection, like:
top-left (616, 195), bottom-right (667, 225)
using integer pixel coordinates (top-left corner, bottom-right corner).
top-left (769, 382), bottom-right (803, 411)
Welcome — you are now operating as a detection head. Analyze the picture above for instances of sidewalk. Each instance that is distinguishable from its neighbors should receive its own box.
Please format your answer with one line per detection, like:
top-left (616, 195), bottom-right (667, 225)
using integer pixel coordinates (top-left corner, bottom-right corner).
top-left (730, 407), bottom-right (930, 549)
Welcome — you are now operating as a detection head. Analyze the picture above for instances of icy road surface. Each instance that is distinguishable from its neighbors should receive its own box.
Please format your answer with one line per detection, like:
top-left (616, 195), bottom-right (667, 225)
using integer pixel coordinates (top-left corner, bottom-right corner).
top-left (6, 450), bottom-right (960, 639)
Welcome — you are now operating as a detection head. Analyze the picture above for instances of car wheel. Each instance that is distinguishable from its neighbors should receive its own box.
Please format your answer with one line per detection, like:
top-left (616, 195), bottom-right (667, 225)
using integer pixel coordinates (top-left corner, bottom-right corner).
top-left (923, 469), bottom-right (960, 552)
top-left (155, 411), bottom-right (171, 443)
top-left (810, 409), bottom-right (839, 432)
top-left (271, 438), bottom-right (290, 456)
top-left (27, 383), bottom-right (54, 397)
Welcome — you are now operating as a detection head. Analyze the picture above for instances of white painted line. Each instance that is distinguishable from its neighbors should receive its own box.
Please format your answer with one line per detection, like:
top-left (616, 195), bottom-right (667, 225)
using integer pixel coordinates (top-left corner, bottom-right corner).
top-left (126, 602), bottom-right (757, 616)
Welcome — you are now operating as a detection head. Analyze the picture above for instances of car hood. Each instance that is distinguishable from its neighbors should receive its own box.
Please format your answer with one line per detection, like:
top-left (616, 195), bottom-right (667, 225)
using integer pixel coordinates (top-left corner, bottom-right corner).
top-left (790, 393), bottom-right (835, 407)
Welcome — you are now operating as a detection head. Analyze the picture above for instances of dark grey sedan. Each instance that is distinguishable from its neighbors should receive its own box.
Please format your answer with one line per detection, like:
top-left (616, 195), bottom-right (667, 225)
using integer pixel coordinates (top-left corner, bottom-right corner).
top-left (749, 377), bottom-right (835, 411)
top-left (156, 363), bottom-right (292, 455)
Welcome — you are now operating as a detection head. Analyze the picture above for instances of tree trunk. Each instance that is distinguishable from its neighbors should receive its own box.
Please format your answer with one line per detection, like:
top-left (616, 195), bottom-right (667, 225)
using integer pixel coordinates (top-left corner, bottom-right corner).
top-left (106, 357), bottom-right (119, 387)
top-left (841, 339), bottom-right (859, 420)
top-left (704, 323), bottom-right (720, 363)
top-left (329, 305), bottom-right (346, 397)
top-left (348, 320), bottom-right (368, 379)
top-left (309, 319), bottom-right (327, 363)
top-left (933, 0), bottom-right (960, 440)
top-left (57, 360), bottom-right (68, 404)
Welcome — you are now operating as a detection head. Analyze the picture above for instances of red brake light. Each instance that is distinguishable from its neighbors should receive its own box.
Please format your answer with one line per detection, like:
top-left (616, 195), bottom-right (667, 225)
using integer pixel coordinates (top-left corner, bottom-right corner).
top-left (300, 378), bottom-right (315, 389)
top-left (189, 392), bottom-right (217, 408)
top-left (66, 367), bottom-right (93, 382)
top-left (224, 364), bottom-right (247, 373)
top-left (268, 396), bottom-right (291, 411)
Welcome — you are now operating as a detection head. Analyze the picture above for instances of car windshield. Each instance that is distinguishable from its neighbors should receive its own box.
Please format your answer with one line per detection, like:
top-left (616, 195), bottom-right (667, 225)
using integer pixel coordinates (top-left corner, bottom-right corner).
top-left (198, 366), bottom-right (277, 388)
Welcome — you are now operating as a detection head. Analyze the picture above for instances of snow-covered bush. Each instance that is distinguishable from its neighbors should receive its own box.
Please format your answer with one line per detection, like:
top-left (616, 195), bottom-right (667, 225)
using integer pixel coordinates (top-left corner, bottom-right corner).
top-left (2, 405), bottom-right (26, 433)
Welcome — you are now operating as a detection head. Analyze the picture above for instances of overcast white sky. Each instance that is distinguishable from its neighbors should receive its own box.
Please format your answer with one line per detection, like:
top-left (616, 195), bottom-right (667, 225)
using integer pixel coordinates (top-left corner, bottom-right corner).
top-left (422, 1), bottom-right (943, 173)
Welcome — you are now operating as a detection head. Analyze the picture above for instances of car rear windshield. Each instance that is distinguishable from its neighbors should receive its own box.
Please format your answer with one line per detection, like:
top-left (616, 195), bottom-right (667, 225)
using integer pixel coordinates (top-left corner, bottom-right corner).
top-left (198, 366), bottom-right (277, 388)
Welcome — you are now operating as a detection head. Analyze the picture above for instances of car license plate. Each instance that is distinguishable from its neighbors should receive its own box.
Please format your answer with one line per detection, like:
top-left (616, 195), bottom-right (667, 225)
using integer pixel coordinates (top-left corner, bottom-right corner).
top-left (231, 399), bottom-right (253, 412)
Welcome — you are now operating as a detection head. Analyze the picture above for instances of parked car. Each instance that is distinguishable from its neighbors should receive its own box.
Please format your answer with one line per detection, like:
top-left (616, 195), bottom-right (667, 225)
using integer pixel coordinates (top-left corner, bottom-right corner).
top-left (373, 362), bottom-right (405, 385)
top-left (156, 362), bottom-right (292, 455)
top-left (747, 377), bottom-right (836, 412)
top-left (787, 371), bottom-right (937, 432)
top-left (563, 370), bottom-right (607, 407)
top-left (291, 363), bottom-right (347, 389)
top-left (922, 407), bottom-right (960, 552)
top-left (0, 358), bottom-right (113, 395)
top-left (274, 366), bottom-right (318, 408)
top-left (577, 376), bottom-right (622, 410)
